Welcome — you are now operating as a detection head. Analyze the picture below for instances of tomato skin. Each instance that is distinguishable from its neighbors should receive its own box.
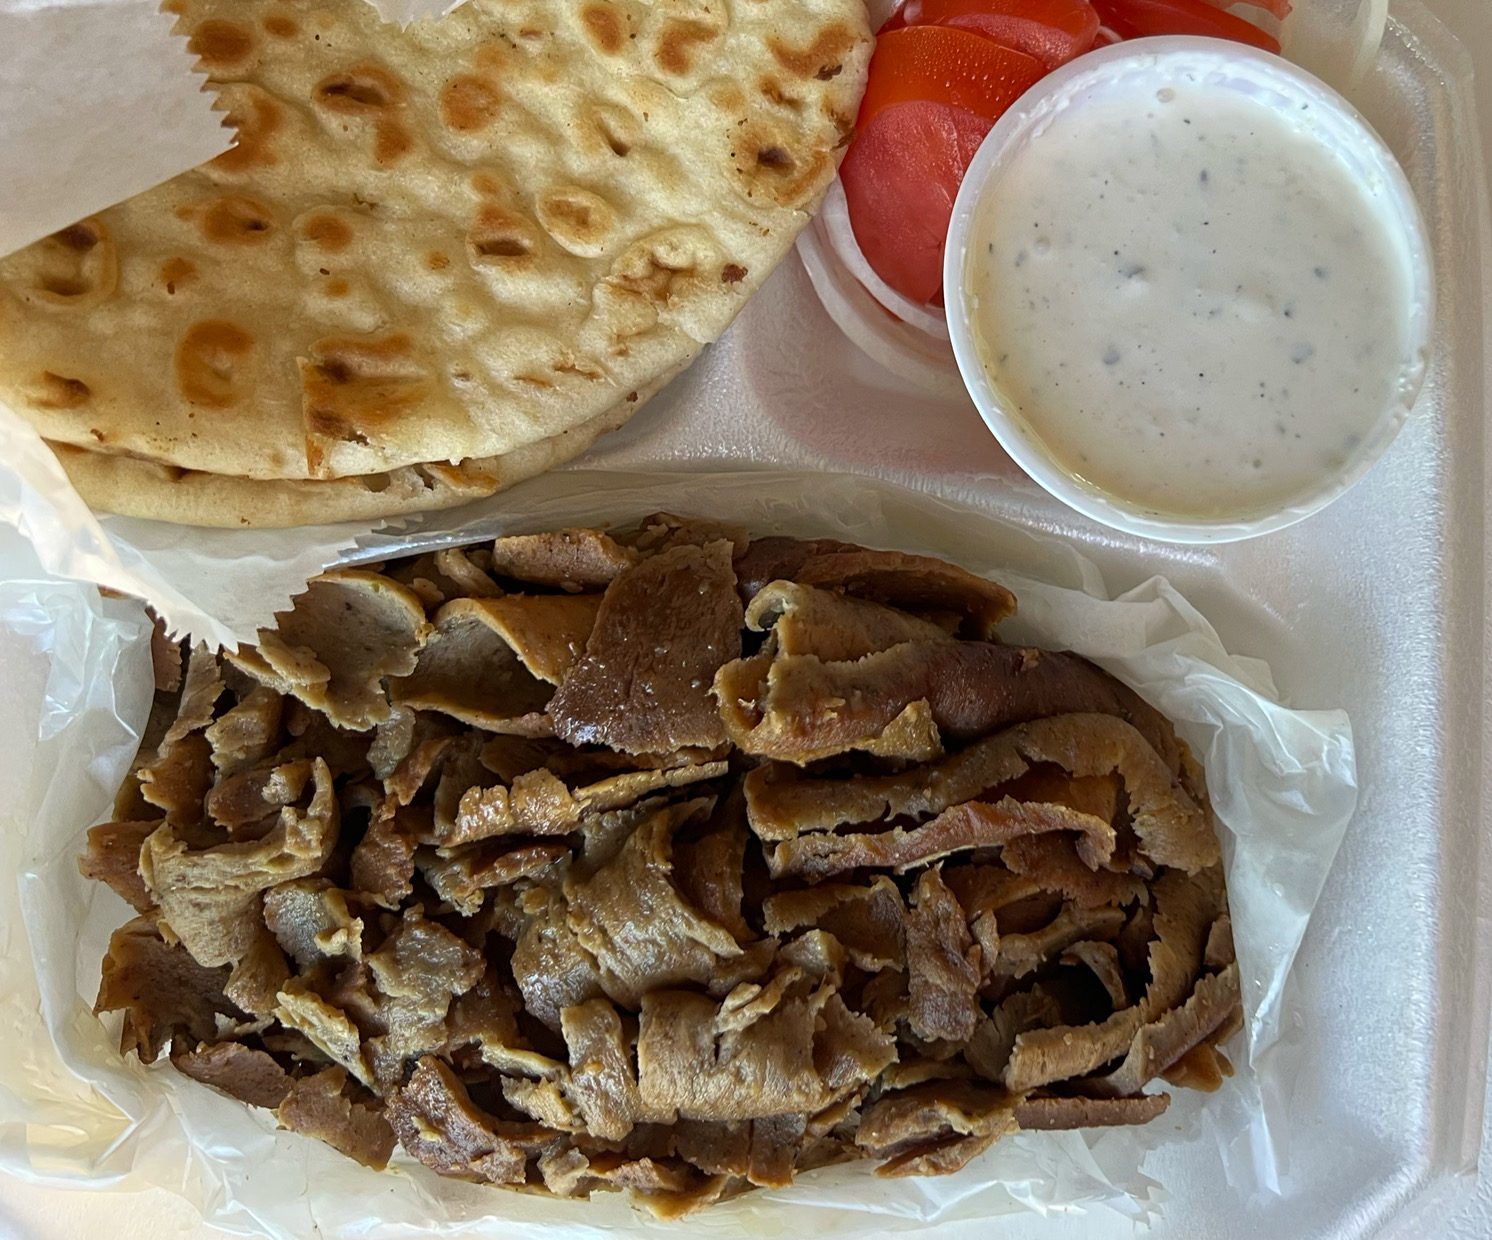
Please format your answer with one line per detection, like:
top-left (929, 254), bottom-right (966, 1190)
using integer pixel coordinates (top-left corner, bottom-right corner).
top-left (856, 25), bottom-right (1047, 132)
top-left (1089, 0), bottom-right (1280, 51)
top-left (841, 100), bottom-right (993, 304)
top-left (893, 0), bottom-right (1101, 70)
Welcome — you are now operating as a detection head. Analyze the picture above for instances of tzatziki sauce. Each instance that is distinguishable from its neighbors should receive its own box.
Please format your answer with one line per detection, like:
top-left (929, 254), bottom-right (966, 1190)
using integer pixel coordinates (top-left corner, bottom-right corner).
top-left (964, 72), bottom-right (1422, 521)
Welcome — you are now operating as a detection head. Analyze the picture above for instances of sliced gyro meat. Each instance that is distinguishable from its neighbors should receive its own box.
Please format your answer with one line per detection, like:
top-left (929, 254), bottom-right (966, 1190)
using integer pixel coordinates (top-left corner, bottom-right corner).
top-left (762, 876), bottom-right (906, 972)
top-left (560, 998), bottom-right (642, 1142)
top-left (78, 820), bottom-right (157, 912)
top-left (94, 916), bottom-right (240, 1063)
top-left (230, 572), bottom-right (431, 731)
top-left (1002, 866), bottom-right (1227, 1092)
top-left (855, 1079), bottom-right (1019, 1178)
top-left (1088, 962), bottom-right (1242, 1098)
top-left (717, 641), bottom-right (1186, 771)
top-left (277, 1065), bottom-right (396, 1170)
top-left (512, 885), bottom-right (607, 1035)
top-left (745, 580), bottom-right (952, 661)
top-left (733, 535), bottom-right (863, 602)
top-left (387, 1055), bottom-right (554, 1184)
top-left (623, 512), bottom-right (752, 557)
top-left (904, 866), bottom-right (982, 1044)
top-left (769, 797), bottom-right (1118, 884)
top-left (551, 541), bottom-right (743, 754)
top-left (636, 981), bottom-right (834, 1123)
top-left (140, 759), bottom-right (339, 967)
top-left (792, 548), bottom-right (1016, 640)
top-left (173, 1040), bottom-right (292, 1110)
top-left (446, 760), bottom-right (727, 848)
top-left (1013, 1092), bottom-right (1171, 1131)
top-left (965, 987), bottom-right (1063, 1084)
top-left (391, 594), bottom-right (600, 732)
top-left (489, 529), bottom-right (640, 592)
top-left (262, 877), bottom-right (364, 971)
top-left (567, 800), bottom-right (766, 1007)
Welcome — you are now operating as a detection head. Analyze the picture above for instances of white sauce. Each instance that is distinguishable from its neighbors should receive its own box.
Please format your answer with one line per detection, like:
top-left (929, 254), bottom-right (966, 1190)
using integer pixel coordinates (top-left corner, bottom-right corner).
top-left (966, 81), bottom-right (1417, 520)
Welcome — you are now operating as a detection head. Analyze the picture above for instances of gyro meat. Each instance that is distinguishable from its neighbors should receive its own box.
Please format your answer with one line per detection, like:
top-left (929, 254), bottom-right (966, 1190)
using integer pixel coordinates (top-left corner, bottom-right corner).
top-left (84, 518), bottom-right (1236, 1215)
top-left (550, 541), bottom-right (743, 754)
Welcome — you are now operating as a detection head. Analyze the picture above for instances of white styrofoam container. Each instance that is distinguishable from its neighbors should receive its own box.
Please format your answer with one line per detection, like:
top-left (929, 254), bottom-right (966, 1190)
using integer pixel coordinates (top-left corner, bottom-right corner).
top-left (0, 0), bottom-right (1485, 1237)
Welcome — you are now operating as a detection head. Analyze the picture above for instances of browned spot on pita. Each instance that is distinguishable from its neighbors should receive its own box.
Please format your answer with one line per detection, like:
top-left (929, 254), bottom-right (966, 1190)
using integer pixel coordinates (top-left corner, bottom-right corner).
top-left (198, 195), bottom-right (276, 245)
top-left (176, 320), bottom-right (253, 408)
top-left (441, 75), bottom-right (502, 132)
top-left (32, 371), bottom-right (91, 409)
top-left (314, 65), bottom-right (406, 112)
top-left (188, 20), bottom-right (255, 67)
top-left (313, 67), bottom-right (411, 167)
top-left (537, 189), bottom-right (614, 258)
top-left (159, 256), bottom-right (196, 293)
top-left (469, 206), bottom-right (540, 262)
top-left (581, 3), bottom-right (625, 54)
top-left (263, 14), bottom-right (297, 37)
top-left (301, 335), bottom-right (432, 447)
top-left (769, 26), bottom-right (858, 82)
top-left (213, 89), bottom-right (282, 173)
top-left (656, 20), bottom-right (718, 75)
top-left (759, 77), bottom-right (803, 110)
top-left (721, 263), bottom-right (747, 284)
top-left (299, 213), bottom-right (353, 252)
top-left (729, 122), bottom-right (832, 209)
top-left (374, 119), bottom-right (413, 166)
top-left (22, 218), bottom-right (117, 304)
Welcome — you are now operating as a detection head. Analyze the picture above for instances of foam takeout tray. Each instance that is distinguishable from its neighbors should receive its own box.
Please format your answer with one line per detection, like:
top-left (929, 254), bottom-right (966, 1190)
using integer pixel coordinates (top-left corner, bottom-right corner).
top-left (0, 0), bottom-right (1488, 1236)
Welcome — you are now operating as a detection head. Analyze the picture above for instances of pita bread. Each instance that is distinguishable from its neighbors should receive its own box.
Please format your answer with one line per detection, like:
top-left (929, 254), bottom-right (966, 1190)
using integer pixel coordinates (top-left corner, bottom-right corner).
top-left (0, 0), bottom-right (869, 480)
top-left (50, 363), bottom-right (680, 528)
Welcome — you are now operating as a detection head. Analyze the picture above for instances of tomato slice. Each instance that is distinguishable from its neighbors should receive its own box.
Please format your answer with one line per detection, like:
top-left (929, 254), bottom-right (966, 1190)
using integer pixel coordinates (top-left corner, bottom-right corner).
top-left (1089, 0), bottom-right (1280, 51)
top-left (841, 100), bottom-right (993, 304)
top-left (893, 0), bottom-right (1101, 71)
top-left (856, 25), bottom-right (1047, 133)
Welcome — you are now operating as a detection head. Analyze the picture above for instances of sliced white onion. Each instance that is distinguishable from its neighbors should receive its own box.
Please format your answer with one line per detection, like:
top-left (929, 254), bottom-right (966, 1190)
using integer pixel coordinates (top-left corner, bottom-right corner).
top-left (819, 180), bottom-right (951, 340)
top-left (797, 218), bottom-right (966, 398)
top-left (866, 0), bottom-right (905, 33)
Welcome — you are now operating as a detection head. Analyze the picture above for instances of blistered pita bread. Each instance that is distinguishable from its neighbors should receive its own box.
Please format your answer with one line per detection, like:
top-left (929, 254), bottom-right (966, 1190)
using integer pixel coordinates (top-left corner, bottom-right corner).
top-left (49, 365), bottom-right (677, 527)
top-left (0, 0), bottom-right (870, 481)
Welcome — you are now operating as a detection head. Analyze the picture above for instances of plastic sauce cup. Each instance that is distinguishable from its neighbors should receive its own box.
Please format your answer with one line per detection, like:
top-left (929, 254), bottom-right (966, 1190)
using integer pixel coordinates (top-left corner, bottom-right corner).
top-left (943, 37), bottom-right (1435, 544)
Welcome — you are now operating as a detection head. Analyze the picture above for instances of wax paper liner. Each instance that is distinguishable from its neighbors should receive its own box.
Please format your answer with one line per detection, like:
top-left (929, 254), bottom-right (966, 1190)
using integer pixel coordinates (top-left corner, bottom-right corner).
top-left (0, 0), bottom-right (468, 261)
top-left (0, 469), bottom-right (1354, 1236)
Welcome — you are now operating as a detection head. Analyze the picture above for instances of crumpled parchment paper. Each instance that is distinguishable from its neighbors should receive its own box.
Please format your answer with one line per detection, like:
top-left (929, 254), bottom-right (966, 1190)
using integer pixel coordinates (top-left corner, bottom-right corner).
top-left (0, 0), bottom-right (473, 260)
